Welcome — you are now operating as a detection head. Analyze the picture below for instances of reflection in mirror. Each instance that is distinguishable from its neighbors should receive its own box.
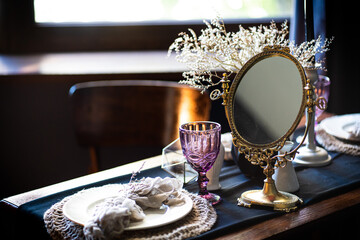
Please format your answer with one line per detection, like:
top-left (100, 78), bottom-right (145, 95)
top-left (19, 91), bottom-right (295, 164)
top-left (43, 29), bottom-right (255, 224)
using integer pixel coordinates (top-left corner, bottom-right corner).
top-left (233, 56), bottom-right (303, 145)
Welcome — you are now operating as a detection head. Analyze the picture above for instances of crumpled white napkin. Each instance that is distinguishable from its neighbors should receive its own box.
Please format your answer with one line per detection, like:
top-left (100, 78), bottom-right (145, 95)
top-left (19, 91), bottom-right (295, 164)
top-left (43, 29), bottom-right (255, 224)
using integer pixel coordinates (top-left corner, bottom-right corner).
top-left (127, 176), bottom-right (184, 209)
top-left (350, 121), bottom-right (360, 138)
top-left (83, 177), bottom-right (185, 240)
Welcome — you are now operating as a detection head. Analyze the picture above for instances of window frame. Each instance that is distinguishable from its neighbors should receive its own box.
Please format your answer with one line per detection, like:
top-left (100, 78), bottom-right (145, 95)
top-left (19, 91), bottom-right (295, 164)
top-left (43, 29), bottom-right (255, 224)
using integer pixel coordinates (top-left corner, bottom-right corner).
top-left (0, 0), bottom-right (290, 54)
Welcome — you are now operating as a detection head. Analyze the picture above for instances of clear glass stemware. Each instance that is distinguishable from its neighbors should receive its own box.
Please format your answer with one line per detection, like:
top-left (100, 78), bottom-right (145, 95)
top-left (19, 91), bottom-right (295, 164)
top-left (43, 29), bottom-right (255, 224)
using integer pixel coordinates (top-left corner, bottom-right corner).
top-left (179, 121), bottom-right (222, 205)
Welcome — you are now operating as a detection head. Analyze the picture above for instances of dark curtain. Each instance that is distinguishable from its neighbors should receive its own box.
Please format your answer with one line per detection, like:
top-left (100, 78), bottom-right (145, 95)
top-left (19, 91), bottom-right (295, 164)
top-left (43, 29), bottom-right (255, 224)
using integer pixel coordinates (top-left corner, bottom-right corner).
top-left (290, 0), bottom-right (360, 114)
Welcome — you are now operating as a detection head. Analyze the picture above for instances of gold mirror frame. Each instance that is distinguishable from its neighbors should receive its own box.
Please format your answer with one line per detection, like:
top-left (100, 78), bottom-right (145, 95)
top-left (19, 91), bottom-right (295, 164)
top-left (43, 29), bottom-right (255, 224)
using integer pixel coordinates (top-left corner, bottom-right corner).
top-left (218, 46), bottom-right (315, 212)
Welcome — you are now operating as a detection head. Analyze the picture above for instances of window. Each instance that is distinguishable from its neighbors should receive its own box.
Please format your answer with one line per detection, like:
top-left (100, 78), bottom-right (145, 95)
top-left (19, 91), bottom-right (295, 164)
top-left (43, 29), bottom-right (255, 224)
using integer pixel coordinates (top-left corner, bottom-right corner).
top-left (34, 0), bottom-right (292, 24)
top-left (0, 0), bottom-right (293, 54)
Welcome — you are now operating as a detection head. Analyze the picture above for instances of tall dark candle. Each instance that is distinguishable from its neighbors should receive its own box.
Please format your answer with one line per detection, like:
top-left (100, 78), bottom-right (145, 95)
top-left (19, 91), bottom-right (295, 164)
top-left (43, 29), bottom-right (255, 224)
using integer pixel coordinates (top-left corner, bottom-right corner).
top-left (305, 0), bottom-right (314, 41)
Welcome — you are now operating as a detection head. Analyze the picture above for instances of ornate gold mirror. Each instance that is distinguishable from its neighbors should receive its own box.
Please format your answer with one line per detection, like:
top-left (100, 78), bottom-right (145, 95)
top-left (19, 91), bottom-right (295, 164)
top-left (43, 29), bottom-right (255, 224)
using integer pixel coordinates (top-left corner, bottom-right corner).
top-left (219, 46), bottom-right (314, 212)
top-left (230, 49), bottom-right (305, 147)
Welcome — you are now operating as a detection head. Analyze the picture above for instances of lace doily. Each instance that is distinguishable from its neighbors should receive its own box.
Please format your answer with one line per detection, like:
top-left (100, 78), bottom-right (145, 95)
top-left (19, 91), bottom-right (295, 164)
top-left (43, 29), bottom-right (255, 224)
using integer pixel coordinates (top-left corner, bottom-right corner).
top-left (44, 185), bottom-right (217, 240)
top-left (316, 125), bottom-right (360, 156)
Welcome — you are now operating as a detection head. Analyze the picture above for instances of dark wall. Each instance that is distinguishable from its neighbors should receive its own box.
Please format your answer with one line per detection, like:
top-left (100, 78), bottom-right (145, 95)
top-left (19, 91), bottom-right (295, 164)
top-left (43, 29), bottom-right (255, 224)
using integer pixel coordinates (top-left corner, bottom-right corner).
top-left (0, 76), bottom-right (83, 198)
top-left (325, 1), bottom-right (360, 114)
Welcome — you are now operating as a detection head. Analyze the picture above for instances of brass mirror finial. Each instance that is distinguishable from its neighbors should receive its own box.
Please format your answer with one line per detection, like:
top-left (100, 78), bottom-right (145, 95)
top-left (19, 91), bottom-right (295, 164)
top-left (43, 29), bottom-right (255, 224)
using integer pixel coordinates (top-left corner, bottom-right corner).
top-left (220, 73), bottom-right (231, 106)
top-left (304, 78), bottom-right (315, 113)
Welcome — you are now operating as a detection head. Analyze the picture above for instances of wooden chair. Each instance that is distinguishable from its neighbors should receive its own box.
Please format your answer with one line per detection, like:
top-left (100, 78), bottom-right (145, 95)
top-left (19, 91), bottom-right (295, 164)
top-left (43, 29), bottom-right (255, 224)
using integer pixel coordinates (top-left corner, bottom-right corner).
top-left (69, 80), bottom-right (211, 173)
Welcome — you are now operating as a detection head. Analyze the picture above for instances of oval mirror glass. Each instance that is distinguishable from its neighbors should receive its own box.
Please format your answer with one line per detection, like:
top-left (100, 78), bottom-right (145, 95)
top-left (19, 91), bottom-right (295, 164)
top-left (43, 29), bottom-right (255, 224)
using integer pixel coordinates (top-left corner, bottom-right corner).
top-left (230, 52), bottom-right (306, 146)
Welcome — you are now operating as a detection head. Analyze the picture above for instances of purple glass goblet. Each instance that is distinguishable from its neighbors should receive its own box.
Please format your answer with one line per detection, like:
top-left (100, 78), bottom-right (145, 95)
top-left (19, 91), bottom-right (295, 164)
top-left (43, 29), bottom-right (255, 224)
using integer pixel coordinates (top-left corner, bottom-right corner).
top-left (179, 121), bottom-right (222, 205)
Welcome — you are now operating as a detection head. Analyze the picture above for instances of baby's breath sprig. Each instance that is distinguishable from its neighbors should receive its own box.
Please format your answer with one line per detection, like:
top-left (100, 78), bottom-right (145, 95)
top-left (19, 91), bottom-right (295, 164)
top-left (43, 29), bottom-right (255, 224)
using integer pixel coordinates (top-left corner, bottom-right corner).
top-left (129, 161), bottom-right (146, 184)
top-left (288, 35), bottom-right (334, 70)
top-left (168, 17), bottom-right (333, 92)
top-left (122, 161), bottom-right (146, 196)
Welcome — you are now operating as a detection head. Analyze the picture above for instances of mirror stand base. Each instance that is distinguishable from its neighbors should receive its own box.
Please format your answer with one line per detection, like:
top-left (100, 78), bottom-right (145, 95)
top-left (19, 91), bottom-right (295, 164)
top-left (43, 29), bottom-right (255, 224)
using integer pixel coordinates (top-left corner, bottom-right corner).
top-left (293, 145), bottom-right (332, 167)
top-left (237, 179), bottom-right (303, 212)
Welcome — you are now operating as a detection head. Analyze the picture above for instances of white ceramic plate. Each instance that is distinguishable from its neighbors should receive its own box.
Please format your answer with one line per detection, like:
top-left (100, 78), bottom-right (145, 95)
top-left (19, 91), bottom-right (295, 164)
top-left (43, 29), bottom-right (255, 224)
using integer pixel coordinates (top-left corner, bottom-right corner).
top-left (63, 185), bottom-right (193, 230)
top-left (321, 113), bottom-right (360, 142)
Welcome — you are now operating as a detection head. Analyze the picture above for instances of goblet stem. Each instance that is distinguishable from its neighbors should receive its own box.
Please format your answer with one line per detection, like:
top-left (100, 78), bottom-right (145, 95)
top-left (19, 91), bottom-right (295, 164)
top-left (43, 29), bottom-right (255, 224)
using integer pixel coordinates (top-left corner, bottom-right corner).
top-left (198, 171), bottom-right (209, 196)
top-left (197, 171), bottom-right (221, 205)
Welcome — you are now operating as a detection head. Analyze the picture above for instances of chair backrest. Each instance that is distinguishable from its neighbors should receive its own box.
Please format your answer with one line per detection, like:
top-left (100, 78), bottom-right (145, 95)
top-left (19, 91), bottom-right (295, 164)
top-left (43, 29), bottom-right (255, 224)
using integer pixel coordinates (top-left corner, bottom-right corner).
top-left (69, 80), bottom-right (211, 172)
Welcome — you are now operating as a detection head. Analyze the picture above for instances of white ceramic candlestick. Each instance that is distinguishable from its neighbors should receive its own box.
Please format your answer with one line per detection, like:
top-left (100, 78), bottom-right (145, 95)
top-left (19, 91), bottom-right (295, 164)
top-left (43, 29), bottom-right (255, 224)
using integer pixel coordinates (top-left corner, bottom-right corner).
top-left (207, 143), bottom-right (225, 190)
top-left (274, 141), bottom-right (300, 193)
top-left (294, 69), bottom-right (332, 167)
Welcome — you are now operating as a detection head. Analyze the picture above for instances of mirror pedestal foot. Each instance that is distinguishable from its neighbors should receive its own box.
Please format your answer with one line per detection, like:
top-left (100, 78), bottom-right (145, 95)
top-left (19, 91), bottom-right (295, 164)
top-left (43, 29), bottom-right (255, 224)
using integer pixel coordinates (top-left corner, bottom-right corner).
top-left (293, 145), bottom-right (332, 167)
top-left (237, 178), bottom-right (303, 212)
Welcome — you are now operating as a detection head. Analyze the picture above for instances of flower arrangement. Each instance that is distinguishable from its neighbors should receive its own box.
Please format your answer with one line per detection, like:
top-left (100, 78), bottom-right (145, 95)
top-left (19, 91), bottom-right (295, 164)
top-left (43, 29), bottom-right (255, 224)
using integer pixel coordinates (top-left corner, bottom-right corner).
top-left (168, 17), bottom-right (333, 92)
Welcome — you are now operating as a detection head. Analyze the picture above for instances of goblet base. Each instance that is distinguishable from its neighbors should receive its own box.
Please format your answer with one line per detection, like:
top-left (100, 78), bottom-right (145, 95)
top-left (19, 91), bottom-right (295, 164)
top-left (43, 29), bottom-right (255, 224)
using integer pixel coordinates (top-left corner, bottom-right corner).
top-left (199, 192), bottom-right (222, 205)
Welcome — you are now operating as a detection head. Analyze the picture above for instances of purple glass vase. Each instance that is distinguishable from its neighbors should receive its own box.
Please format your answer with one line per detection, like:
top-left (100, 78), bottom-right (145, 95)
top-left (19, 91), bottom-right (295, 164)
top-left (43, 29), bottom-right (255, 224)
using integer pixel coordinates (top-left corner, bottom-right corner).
top-left (179, 121), bottom-right (222, 205)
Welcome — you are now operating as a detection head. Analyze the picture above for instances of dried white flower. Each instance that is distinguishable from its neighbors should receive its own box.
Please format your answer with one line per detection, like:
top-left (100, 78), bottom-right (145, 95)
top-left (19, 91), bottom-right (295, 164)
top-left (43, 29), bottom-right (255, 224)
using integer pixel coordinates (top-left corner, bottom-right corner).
top-left (168, 17), bottom-right (333, 91)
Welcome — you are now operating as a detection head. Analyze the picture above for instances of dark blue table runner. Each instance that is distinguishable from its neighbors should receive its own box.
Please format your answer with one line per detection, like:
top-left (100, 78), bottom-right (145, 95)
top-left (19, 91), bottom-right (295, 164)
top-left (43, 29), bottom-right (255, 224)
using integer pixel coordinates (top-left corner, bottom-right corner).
top-left (17, 152), bottom-right (360, 239)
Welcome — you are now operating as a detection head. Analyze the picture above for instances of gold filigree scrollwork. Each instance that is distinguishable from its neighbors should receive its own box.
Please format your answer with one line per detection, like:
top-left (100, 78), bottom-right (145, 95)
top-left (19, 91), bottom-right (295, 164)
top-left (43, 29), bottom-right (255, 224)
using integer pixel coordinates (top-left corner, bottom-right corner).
top-left (209, 73), bottom-right (231, 106)
top-left (316, 96), bottom-right (327, 111)
top-left (304, 77), bottom-right (328, 112)
top-left (209, 89), bottom-right (222, 101)
top-left (264, 45), bottom-right (290, 53)
top-left (274, 148), bottom-right (296, 169)
top-left (233, 134), bottom-right (286, 174)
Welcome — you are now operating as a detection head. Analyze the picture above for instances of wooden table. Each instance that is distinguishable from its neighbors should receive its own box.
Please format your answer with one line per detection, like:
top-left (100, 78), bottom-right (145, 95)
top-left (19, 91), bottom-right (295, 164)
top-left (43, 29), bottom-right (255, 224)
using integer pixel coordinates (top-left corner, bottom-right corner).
top-left (2, 154), bottom-right (360, 240)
